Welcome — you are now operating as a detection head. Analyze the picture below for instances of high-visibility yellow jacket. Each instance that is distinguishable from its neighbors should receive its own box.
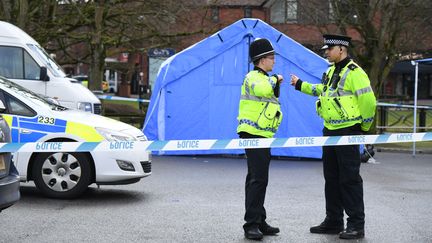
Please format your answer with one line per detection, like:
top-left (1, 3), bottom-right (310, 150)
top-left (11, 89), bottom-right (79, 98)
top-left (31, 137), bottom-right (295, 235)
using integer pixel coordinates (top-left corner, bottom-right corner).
top-left (237, 69), bottom-right (282, 138)
top-left (297, 60), bottom-right (376, 131)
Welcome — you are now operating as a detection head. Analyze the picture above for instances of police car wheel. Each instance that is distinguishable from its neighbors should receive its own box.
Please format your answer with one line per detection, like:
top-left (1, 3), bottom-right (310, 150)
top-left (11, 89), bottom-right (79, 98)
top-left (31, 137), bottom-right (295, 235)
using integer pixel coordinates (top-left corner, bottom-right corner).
top-left (32, 152), bottom-right (92, 199)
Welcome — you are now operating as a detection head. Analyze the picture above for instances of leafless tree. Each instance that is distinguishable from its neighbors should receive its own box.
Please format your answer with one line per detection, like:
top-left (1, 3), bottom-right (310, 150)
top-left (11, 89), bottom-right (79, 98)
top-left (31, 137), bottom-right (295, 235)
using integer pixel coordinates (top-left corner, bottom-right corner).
top-left (1, 0), bottom-right (210, 91)
top-left (297, 0), bottom-right (432, 98)
top-left (51, 0), bottom-right (209, 91)
top-left (0, 0), bottom-right (58, 45)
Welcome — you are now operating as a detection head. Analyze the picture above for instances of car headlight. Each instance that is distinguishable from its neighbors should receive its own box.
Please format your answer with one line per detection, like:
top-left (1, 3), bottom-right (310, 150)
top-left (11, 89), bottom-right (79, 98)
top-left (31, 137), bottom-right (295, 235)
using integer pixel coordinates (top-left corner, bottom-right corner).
top-left (95, 127), bottom-right (137, 141)
top-left (77, 102), bottom-right (92, 112)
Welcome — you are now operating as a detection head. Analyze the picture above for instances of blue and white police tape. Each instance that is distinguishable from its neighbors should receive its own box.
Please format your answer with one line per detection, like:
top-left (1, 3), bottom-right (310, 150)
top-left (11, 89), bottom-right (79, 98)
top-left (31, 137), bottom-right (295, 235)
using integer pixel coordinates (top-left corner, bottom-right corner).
top-left (0, 132), bottom-right (431, 153)
top-left (98, 95), bottom-right (150, 103)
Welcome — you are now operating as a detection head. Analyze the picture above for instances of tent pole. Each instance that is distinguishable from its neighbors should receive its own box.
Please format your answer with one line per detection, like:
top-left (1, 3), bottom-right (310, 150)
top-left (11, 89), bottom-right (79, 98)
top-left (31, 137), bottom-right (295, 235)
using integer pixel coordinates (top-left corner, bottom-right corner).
top-left (412, 62), bottom-right (419, 157)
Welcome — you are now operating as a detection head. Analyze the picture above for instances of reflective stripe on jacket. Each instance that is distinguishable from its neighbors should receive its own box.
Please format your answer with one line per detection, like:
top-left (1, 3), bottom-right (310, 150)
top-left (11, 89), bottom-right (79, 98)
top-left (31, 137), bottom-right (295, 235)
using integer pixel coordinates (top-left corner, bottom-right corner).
top-left (300, 60), bottom-right (376, 131)
top-left (237, 70), bottom-right (282, 138)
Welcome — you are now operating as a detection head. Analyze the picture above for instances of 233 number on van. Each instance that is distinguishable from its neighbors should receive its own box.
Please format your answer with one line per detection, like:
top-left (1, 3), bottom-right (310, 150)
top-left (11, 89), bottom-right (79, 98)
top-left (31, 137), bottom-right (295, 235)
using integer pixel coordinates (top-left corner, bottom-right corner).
top-left (38, 116), bottom-right (55, 125)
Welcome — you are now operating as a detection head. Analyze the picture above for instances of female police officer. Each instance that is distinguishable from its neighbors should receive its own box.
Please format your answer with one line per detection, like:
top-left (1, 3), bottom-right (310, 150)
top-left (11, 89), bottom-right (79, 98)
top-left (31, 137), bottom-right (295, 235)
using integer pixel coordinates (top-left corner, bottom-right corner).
top-left (237, 38), bottom-right (283, 240)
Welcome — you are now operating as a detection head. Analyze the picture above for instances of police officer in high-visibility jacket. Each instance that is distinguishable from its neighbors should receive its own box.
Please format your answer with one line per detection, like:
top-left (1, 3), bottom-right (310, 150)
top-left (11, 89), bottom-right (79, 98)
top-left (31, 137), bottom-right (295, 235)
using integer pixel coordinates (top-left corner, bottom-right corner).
top-left (237, 38), bottom-right (283, 240)
top-left (291, 34), bottom-right (376, 240)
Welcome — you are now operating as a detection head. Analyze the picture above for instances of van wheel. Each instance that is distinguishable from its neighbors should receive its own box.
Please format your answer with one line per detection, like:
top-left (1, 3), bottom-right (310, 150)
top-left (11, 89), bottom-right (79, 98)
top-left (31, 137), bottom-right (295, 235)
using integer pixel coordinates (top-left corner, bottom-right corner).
top-left (32, 152), bottom-right (91, 199)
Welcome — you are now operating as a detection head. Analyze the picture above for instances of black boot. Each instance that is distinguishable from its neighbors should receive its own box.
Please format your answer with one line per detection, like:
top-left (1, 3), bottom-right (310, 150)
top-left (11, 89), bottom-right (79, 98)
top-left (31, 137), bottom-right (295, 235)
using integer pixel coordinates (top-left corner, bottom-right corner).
top-left (244, 226), bottom-right (263, 240)
top-left (259, 222), bottom-right (280, 235)
top-left (339, 228), bottom-right (365, 239)
top-left (310, 220), bottom-right (344, 234)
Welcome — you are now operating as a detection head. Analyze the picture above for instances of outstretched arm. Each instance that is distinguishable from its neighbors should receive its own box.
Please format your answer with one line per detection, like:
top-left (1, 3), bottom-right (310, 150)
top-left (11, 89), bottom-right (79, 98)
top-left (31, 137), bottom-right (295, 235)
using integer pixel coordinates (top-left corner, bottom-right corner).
top-left (290, 74), bottom-right (323, 97)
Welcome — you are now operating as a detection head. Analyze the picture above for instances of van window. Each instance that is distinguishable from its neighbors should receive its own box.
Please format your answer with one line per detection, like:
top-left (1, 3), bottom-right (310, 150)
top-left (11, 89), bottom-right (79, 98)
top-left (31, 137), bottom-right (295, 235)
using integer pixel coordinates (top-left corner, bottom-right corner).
top-left (0, 46), bottom-right (40, 80)
top-left (24, 51), bottom-right (41, 80)
top-left (27, 44), bottom-right (66, 78)
top-left (0, 47), bottom-right (23, 79)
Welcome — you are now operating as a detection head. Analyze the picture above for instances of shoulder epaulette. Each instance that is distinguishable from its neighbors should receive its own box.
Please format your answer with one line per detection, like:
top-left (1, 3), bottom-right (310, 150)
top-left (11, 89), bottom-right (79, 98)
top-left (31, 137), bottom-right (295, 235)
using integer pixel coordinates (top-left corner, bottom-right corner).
top-left (348, 63), bottom-right (358, 70)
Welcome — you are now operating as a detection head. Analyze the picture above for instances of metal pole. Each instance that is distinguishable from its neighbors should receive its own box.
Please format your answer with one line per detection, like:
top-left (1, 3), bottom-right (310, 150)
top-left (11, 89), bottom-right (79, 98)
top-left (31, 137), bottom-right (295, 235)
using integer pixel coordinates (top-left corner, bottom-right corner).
top-left (413, 62), bottom-right (419, 157)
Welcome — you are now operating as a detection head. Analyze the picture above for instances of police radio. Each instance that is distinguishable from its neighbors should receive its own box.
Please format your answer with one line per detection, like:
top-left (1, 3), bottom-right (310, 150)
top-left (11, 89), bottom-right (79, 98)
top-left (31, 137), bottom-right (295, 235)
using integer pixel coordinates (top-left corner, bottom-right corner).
top-left (321, 72), bottom-right (329, 85)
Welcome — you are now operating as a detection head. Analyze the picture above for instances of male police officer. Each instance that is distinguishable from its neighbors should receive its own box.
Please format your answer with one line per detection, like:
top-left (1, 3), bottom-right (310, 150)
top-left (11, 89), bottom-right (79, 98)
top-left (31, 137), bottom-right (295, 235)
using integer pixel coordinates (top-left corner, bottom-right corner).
top-left (290, 34), bottom-right (376, 239)
top-left (237, 38), bottom-right (283, 240)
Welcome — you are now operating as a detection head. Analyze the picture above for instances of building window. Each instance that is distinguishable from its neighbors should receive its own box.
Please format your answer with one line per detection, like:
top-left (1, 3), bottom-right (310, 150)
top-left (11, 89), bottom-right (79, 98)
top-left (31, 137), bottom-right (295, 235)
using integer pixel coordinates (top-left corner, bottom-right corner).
top-left (244, 7), bottom-right (252, 18)
top-left (270, 0), bottom-right (298, 23)
top-left (211, 7), bottom-right (219, 23)
top-left (270, 0), bottom-right (285, 23)
top-left (286, 0), bottom-right (298, 22)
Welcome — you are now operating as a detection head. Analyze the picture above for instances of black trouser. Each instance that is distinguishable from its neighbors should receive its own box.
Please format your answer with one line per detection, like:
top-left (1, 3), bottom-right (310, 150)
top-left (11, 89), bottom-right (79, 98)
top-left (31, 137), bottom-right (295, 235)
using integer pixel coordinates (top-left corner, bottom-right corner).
top-left (322, 124), bottom-right (365, 230)
top-left (240, 132), bottom-right (271, 230)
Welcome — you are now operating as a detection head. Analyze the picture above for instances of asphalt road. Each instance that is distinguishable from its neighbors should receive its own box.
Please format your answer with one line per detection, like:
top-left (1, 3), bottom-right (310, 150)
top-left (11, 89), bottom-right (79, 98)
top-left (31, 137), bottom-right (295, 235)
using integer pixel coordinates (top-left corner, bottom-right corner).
top-left (1, 152), bottom-right (432, 243)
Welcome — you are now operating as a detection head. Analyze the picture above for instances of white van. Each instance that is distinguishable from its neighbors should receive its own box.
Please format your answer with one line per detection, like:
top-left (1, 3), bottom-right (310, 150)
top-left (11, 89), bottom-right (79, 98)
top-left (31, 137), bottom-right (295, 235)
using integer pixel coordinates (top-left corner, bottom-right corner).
top-left (0, 76), bottom-right (151, 198)
top-left (0, 21), bottom-right (101, 114)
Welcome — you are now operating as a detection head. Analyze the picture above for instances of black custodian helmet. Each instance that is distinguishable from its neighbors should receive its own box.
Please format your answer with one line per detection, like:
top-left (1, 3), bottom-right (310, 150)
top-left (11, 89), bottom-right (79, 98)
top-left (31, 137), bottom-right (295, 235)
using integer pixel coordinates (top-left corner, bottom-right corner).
top-left (249, 38), bottom-right (275, 62)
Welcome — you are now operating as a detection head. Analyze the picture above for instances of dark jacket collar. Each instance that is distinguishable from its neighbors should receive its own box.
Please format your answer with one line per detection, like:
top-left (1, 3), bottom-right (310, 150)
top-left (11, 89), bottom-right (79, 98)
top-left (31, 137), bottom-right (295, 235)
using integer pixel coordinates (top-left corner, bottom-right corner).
top-left (335, 57), bottom-right (351, 69)
top-left (254, 66), bottom-right (269, 76)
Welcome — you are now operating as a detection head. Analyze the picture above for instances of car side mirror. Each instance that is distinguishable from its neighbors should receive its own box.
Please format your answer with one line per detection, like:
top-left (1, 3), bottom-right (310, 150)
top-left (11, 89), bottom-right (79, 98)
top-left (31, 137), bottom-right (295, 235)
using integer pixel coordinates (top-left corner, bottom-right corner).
top-left (40, 67), bottom-right (50, 81)
top-left (0, 100), bottom-right (6, 113)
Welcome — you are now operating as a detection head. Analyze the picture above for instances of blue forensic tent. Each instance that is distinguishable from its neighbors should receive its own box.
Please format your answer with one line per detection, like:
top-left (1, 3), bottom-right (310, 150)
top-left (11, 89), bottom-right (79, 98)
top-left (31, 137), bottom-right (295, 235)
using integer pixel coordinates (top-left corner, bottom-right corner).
top-left (143, 18), bottom-right (329, 158)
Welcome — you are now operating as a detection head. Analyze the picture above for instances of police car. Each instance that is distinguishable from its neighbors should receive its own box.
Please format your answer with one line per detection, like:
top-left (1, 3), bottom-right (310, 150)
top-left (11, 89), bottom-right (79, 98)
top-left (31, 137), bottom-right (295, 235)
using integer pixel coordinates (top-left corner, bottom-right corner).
top-left (0, 76), bottom-right (151, 198)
